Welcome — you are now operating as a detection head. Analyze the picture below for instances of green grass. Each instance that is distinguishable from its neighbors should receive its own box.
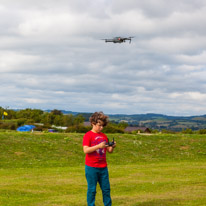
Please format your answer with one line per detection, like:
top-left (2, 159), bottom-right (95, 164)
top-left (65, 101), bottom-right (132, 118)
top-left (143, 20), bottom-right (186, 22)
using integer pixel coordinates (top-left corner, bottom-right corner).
top-left (0, 131), bottom-right (206, 205)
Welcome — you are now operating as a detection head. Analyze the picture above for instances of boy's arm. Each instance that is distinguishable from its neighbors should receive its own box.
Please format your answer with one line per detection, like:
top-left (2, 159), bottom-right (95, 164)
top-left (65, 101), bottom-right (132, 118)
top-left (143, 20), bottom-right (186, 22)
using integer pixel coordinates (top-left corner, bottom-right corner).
top-left (83, 141), bottom-right (107, 154)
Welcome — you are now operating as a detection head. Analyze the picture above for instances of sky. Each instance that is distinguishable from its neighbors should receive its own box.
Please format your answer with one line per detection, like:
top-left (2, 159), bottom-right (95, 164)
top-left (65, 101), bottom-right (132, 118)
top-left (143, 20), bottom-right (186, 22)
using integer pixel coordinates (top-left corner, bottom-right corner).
top-left (1, 0), bottom-right (206, 116)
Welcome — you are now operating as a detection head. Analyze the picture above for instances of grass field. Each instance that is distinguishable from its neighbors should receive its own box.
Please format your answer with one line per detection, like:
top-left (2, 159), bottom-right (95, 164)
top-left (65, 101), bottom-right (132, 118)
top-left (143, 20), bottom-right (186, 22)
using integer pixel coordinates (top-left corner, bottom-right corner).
top-left (0, 131), bottom-right (206, 205)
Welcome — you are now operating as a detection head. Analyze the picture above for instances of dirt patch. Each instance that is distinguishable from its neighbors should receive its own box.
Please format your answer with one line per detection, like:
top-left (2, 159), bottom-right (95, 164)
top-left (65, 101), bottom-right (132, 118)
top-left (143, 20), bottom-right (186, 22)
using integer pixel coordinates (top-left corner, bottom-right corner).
top-left (180, 146), bottom-right (190, 150)
top-left (14, 152), bottom-right (26, 156)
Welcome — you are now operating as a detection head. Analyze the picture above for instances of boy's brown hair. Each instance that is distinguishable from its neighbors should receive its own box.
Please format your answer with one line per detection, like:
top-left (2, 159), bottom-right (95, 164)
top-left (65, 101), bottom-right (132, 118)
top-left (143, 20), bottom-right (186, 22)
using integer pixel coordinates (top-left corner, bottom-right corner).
top-left (89, 111), bottom-right (109, 127)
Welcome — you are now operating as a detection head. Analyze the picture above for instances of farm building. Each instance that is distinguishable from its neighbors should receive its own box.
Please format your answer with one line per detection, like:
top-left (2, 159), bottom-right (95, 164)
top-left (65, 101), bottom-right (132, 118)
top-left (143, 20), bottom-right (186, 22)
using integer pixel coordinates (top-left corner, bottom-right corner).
top-left (124, 126), bottom-right (151, 133)
top-left (83, 121), bottom-right (91, 127)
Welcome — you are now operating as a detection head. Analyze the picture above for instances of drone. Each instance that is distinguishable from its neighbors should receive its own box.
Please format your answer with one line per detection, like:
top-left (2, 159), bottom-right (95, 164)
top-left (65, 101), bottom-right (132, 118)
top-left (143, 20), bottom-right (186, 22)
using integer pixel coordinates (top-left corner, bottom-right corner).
top-left (102, 36), bottom-right (134, 44)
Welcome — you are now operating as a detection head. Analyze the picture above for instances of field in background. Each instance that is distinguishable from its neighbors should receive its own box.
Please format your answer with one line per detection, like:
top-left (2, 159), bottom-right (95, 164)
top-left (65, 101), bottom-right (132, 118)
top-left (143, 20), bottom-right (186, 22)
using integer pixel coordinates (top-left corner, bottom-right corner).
top-left (0, 132), bottom-right (206, 205)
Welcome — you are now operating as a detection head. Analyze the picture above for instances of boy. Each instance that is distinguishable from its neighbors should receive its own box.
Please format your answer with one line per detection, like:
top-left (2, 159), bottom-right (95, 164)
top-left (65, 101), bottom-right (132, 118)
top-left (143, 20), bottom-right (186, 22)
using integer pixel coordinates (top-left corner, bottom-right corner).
top-left (83, 111), bottom-right (116, 206)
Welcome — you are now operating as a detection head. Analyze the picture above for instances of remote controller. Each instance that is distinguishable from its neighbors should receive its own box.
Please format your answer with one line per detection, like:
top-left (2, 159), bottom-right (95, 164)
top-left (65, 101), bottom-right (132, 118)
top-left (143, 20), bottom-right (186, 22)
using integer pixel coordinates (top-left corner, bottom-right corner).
top-left (106, 138), bottom-right (114, 146)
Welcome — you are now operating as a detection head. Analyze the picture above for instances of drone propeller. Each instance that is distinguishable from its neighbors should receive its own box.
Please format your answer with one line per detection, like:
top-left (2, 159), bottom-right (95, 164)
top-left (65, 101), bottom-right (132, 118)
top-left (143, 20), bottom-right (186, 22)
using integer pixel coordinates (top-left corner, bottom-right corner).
top-left (128, 36), bottom-right (134, 44)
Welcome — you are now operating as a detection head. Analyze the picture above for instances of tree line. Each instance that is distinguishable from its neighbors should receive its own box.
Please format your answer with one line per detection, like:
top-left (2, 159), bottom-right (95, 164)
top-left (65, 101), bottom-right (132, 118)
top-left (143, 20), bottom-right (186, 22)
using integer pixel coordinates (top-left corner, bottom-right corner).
top-left (0, 108), bottom-right (84, 130)
top-left (1, 107), bottom-right (206, 134)
top-left (0, 107), bottom-right (128, 133)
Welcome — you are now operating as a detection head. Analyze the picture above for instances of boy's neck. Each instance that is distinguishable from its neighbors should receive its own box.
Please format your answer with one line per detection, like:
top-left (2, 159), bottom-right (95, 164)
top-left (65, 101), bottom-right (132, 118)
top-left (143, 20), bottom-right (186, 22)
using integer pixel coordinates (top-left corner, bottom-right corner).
top-left (91, 129), bottom-right (100, 133)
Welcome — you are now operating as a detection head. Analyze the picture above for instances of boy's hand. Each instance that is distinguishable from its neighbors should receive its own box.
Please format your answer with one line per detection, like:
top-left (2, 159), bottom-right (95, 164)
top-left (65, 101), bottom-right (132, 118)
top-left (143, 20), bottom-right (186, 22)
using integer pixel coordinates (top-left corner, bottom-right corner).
top-left (107, 141), bottom-right (116, 153)
top-left (112, 141), bottom-right (116, 148)
top-left (99, 141), bottom-right (108, 149)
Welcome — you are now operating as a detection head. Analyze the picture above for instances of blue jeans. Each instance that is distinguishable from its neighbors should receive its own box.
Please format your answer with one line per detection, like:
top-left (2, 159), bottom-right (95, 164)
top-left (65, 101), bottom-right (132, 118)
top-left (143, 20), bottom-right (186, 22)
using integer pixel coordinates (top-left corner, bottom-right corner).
top-left (85, 165), bottom-right (112, 206)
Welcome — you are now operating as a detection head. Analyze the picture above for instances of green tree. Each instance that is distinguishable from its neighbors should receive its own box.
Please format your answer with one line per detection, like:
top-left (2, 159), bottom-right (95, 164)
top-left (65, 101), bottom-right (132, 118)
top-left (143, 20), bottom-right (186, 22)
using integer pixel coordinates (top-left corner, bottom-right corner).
top-left (51, 109), bottom-right (63, 116)
top-left (16, 109), bottom-right (43, 122)
top-left (117, 121), bottom-right (129, 129)
top-left (62, 114), bottom-right (75, 126)
top-left (74, 114), bottom-right (85, 125)
top-left (182, 128), bottom-right (193, 134)
top-left (54, 115), bottom-right (64, 126)
top-left (198, 129), bottom-right (206, 134)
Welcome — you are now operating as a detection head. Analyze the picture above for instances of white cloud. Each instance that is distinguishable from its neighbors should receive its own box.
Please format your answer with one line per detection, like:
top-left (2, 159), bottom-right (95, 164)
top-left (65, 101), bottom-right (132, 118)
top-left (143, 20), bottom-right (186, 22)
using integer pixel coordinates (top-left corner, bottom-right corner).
top-left (177, 51), bottom-right (206, 64)
top-left (0, 0), bottom-right (206, 115)
top-left (0, 51), bottom-right (41, 72)
top-left (24, 98), bottom-right (46, 104)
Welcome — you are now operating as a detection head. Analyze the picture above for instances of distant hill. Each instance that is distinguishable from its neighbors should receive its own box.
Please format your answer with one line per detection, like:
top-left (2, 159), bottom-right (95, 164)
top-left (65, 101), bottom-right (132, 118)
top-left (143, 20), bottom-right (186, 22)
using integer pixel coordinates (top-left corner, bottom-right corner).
top-left (79, 112), bottom-right (206, 131)
top-left (108, 113), bottom-right (206, 131)
top-left (45, 109), bottom-right (79, 115)
top-left (9, 109), bottom-right (206, 131)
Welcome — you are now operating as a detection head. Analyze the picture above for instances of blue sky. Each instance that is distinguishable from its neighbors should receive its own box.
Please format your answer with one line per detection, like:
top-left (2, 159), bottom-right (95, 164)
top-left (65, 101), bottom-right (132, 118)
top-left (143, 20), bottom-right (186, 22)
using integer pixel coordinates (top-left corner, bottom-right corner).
top-left (1, 0), bottom-right (206, 116)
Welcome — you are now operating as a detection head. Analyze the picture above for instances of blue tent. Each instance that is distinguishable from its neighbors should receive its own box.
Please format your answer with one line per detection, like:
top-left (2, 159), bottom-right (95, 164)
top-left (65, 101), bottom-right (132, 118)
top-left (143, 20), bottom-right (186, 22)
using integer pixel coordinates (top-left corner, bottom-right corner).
top-left (17, 125), bottom-right (36, 132)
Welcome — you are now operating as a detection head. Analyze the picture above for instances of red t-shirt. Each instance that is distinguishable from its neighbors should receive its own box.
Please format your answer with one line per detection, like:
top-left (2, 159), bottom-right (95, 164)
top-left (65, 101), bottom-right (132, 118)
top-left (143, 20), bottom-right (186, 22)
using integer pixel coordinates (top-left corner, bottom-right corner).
top-left (83, 130), bottom-right (108, 168)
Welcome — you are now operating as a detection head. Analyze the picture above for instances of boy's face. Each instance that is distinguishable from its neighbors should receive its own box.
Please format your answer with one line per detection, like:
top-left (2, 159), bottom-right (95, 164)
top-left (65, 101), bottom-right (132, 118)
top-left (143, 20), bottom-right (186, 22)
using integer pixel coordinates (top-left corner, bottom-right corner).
top-left (92, 120), bottom-right (104, 133)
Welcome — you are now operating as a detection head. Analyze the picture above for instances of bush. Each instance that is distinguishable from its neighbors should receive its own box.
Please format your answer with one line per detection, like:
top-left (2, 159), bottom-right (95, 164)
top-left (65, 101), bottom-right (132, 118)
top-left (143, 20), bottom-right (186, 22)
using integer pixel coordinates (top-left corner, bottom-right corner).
top-left (34, 124), bottom-right (52, 132)
top-left (102, 125), bottom-right (124, 133)
top-left (0, 122), bottom-right (17, 130)
top-left (66, 125), bottom-right (90, 133)
top-left (198, 129), bottom-right (206, 134)
top-left (25, 119), bottom-right (35, 124)
top-left (151, 129), bottom-right (159, 133)
top-left (182, 128), bottom-right (193, 134)
top-left (33, 125), bottom-right (43, 131)
top-left (161, 129), bottom-right (176, 134)
top-left (16, 118), bottom-right (27, 126)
